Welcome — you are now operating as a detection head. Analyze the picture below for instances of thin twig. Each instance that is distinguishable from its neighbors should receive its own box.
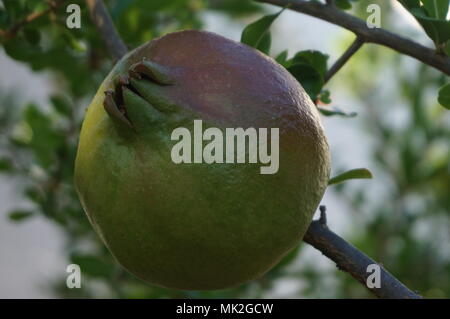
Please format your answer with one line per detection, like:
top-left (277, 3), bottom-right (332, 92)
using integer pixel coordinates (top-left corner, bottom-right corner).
top-left (0, 0), bottom-right (66, 40)
top-left (324, 36), bottom-right (365, 84)
top-left (85, 0), bottom-right (128, 62)
top-left (257, 0), bottom-right (450, 76)
top-left (303, 207), bottom-right (422, 299)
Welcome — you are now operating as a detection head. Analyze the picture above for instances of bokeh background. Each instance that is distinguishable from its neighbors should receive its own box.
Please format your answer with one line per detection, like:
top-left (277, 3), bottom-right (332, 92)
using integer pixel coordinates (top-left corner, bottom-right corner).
top-left (0, 0), bottom-right (449, 298)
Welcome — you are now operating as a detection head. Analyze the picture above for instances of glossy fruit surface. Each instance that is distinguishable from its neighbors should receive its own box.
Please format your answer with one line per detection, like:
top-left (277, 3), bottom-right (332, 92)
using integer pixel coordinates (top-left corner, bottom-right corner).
top-left (74, 30), bottom-right (330, 290)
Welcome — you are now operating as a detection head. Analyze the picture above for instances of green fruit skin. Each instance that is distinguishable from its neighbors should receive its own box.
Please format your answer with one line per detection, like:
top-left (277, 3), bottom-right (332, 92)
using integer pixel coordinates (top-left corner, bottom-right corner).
top-left (74, 30), bottom-right (330, 290)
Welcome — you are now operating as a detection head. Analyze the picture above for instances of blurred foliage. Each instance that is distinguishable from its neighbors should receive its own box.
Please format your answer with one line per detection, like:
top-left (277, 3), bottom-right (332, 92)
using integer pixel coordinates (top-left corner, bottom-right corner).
top-left (333, 54), bottom-right (450, 297)
top-left (0, 0), bottom-right (449, 298)
top-left (299, 0), bottom-right (450, 298)
top-left (438, 83), bottom-right (450, 108)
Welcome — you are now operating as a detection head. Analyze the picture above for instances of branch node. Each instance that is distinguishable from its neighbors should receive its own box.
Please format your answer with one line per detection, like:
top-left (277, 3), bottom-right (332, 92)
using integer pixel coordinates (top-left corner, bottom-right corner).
top-left (324, 36), bottom-right (365, 83)
top-left (319, 205), bottom-right (327, 225)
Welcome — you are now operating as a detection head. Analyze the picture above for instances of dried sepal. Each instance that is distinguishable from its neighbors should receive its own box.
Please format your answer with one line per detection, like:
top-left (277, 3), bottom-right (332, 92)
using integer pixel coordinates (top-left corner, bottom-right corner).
top-left (103, 90), bottom-right (133, 129)
top-left (129, 59), bottom-right (176, 85)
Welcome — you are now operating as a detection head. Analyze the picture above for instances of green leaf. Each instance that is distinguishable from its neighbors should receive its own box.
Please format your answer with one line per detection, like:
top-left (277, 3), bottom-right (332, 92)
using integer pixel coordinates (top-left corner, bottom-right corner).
top-left (23, 28), bottom-right (41, 46)
top-left (50, 95), bottom-right (72, 116)
top-left (8, 210), bottom-right (34, 222)
top-left (70, 254), bottom-right (115, 278)
top-left (286, 50), bottom-right (329, 100)
top-left (257, 32), bottom-right (272, 55)
top-left (328, 168), bottom-right (373, 185)
top-left (0, 158), bottom-right (13, 172)
top-left (318, 106), bottom-right (357, 117)
top-left (3, 0), bottom-right (26, 21)
top-left (335, 0), bottom-right (352, 10)
top-left (292, 50), bottom-right (329, 78)
top-left (288, 63), bottom-right (323, 100)
top-left (444, 40), bottom-right (450, 56)
top-left (3, 36), bottom-right (42, 62)
top-left (24, 186), bottom-right (45, 204)
top-left (397, 0), bottom-right (422, 9)
top-left (241, 8), bottom-right (284, 54)
top-left (275, 50), bottom-right (288, 65)
top-left (411, 9), bottom-right (450, 44)
top-left (0, 10), bottom-right (8, 29)
top-left (61, 31), bottom-right (86, 53)
top-left (209, 0), bottom-right (263, 17)
top-left (23, 104), bottom-right (64, 168)
top-left (399, 0), bottom-right (450, 45)
top-left (421, 0), bottom-right (449, 19)
top-left (334, 0), bottom-right (359, 10)
top-left (438, 83), bottom-right (450, 109)
top-left (318, 90), bottom-right (332, 104)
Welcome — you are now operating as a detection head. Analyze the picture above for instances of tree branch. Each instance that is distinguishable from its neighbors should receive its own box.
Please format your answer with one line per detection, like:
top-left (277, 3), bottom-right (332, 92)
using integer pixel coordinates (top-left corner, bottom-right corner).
top-left (324, 36), bottom-right (365, 84)
top-left (85, 0), bottom-right (128, 62)
top-left (303, 206), bottom-right (422, 299)
top-left (256, 0), bottom-right (450, 76)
